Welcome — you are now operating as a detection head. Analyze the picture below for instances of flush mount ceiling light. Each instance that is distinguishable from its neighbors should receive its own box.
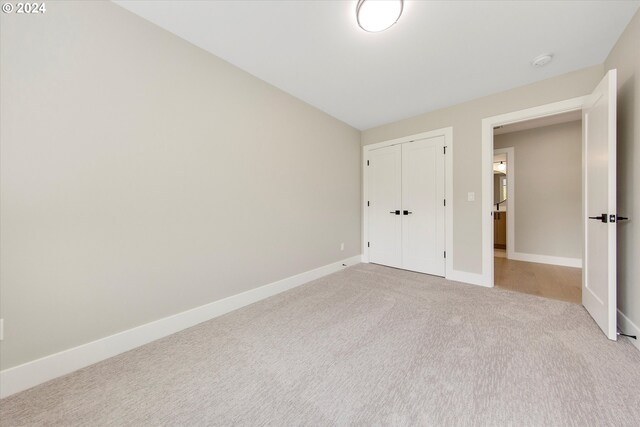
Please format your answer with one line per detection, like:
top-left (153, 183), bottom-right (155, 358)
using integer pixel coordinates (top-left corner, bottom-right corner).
top-left (356, 0), bottom-right (404, 32)
top-left (531, 53), bottom-right (554, 68)
top-left (493, 161), bottom-right (507, 173)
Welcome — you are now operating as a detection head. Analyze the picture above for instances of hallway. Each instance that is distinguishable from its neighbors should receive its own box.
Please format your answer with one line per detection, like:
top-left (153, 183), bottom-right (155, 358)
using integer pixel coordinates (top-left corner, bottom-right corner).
top-left (494, 255), bottom-right (582, 304)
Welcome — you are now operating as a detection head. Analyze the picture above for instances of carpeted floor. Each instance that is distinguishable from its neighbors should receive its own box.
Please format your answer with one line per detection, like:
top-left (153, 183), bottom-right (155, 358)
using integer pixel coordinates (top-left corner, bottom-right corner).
top-left (1, 263), bottom-right (639, 426)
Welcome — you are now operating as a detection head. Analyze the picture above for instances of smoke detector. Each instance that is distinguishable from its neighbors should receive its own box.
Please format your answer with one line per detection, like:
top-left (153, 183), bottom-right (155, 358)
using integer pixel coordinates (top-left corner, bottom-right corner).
top-left (531, 54), bottom-right (553, 68)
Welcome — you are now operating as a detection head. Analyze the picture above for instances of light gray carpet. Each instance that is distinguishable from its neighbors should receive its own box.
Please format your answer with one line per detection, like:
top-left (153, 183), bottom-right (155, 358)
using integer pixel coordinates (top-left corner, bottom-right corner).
top-left (1, 263), bottom-right (639, 426)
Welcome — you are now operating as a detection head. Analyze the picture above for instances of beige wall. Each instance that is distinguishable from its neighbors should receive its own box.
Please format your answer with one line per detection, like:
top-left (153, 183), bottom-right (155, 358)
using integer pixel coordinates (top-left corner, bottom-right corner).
top-left (495, 122), bottom-right (582, 259)
top-left (362, 65), bottom-right (603, 273)
top-left (0, 1), bottom-right (361, 369)
top-left (605, 10), bottom-right (640, 331)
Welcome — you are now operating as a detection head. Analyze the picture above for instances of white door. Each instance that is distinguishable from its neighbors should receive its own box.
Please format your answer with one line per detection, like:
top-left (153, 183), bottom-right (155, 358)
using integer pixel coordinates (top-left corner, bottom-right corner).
top-left (401, 137), bottom-right (446, 275)
top-left (368, 144), bottom-right (402, 268)
top-left (583, 69), bottom-right (617, 340)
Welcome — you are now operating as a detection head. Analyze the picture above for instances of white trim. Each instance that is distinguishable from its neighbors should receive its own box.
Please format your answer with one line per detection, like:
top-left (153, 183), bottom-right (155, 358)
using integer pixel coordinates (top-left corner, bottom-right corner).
top-left (617, 310), bottom-right (640, 352)
top-left (482, 96), bottom-right (587, 287)
top-left (510, 252), bottom-right (582, 268)
top-left (362, 147), bottom-right (369, 261)
top-left (607, 71), bottom-right (618, 340)
top-left (492, 147), bottom-right (515, 259)
top-left (362, 127), bottom-right (454, 280)
top-left (445, 128), bottom-right (454, 279)
top-left (582, 102), bottom-right (588, 307)
top-left (0, 255), bottom-right (362, 399)
top-left (364, 129), bottom-right (447, 151)
top-left (447, 270), bottom-right (491, 288)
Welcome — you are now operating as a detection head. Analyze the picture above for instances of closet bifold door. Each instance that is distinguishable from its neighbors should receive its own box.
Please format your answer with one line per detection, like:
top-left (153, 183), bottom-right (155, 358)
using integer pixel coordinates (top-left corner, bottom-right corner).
top-left (368, 144), bottom-right (402, 268)
top-left (401, 137), bottom-right (446, 276)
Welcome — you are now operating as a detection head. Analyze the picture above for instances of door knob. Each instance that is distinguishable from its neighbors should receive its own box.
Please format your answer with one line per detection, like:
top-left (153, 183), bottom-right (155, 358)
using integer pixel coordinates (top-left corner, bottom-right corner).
top-left (389, 210), bottom-right (400, 215)
top-left (610, 215), bottom-right (630, 223)
top-left (588, 214), bottom-right (607, 223)
top-left (403, 210), bottom-right (413, 215)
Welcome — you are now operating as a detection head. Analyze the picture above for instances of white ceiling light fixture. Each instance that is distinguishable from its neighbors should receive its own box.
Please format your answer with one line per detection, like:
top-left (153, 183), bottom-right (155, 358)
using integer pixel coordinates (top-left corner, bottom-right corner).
top-left (493, 161), bottom-right (507, 173)
top-left (356, 0), bottom-right (404, 33)
top-left (531, 53), bottom-right (554, 68)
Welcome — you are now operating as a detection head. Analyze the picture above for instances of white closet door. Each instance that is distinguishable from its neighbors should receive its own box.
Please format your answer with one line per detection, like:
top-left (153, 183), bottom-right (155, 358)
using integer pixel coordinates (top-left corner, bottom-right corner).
top-left (401, 137), bottom-right (446, 275)
top-left (368, 145), bottom-right (402, 268)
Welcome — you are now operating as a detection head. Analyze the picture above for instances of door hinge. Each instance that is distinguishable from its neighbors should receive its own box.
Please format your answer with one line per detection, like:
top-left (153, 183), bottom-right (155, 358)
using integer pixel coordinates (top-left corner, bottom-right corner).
top-left (368, 242), bottom-right (370, 248)
top-left (367, 160), bottom-right (370, 166)
top-left (444, 199), bottom-right (446, 206)
top-left (444, 251), bottom-right (446, 258)
top-left (367, 201), bottom-right (370, 206)
top-left (444, 146), bottom-right (447, 154)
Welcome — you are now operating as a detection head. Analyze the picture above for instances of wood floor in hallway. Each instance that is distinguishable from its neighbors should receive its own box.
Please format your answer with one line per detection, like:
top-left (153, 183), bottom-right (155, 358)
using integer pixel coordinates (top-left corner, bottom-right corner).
top-left (494, 256), bottom-right (582, 304)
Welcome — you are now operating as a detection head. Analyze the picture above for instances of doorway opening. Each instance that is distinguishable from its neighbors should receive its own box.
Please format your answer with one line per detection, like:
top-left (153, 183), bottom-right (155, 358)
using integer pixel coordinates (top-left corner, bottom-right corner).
top-left (485, 70), bottom-right (618, 340)
top-left (491, 112), bottom-right (583, 303)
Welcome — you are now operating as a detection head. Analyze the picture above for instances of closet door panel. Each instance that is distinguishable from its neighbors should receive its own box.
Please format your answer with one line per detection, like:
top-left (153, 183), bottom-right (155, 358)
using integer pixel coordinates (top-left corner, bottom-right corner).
top-left (401, 137), bottom-right (446, 276)
top-left (368, 145), bottom-right (402, 268)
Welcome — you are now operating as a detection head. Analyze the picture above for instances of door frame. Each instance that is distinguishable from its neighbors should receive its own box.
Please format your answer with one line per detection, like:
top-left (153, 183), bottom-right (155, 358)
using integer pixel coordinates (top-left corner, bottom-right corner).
top-left (481, 96), bottom-right (587, 287)
top-left (362, 127), bottom-right (454, 278)
top-left (492, 147), bottom-right (515, 259)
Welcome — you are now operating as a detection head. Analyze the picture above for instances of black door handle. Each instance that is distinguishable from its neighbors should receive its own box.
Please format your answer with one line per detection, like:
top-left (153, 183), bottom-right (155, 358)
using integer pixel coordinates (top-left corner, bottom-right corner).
top-left (588, 214), bottom-right (607, 223)
top-left (403, 210), bottom-right (412, 215)
top-left (389, 210), bottom-right (400, 215)
top-left (617, 215), bottom-right (629, 221)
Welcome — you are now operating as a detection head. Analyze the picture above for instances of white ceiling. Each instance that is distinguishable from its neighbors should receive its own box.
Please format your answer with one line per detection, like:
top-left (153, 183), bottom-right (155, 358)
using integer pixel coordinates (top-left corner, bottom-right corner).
top-left (113, 1), bottom-right (639, 130)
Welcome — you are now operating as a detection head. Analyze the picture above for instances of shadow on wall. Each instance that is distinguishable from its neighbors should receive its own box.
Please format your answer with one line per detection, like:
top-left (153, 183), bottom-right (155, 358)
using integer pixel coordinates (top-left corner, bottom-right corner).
top-left (616, 73), bottom-right (635, 312)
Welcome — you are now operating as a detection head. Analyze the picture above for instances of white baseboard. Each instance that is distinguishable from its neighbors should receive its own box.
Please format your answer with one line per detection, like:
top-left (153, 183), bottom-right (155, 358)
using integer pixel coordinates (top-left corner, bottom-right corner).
top-left (510, 252), bottom-right (582, 268)
top-left (617, 309), bottom-right (640, 352)
top-left (0, 255), bottom-right (362, 399)
top-left (447, 270), bottom-right (491, 288)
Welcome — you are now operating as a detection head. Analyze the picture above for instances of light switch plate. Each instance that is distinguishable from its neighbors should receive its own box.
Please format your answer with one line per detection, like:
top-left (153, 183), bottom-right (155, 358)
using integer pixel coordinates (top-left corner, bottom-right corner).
top-left (467, 192), bottom-right (475, 202)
